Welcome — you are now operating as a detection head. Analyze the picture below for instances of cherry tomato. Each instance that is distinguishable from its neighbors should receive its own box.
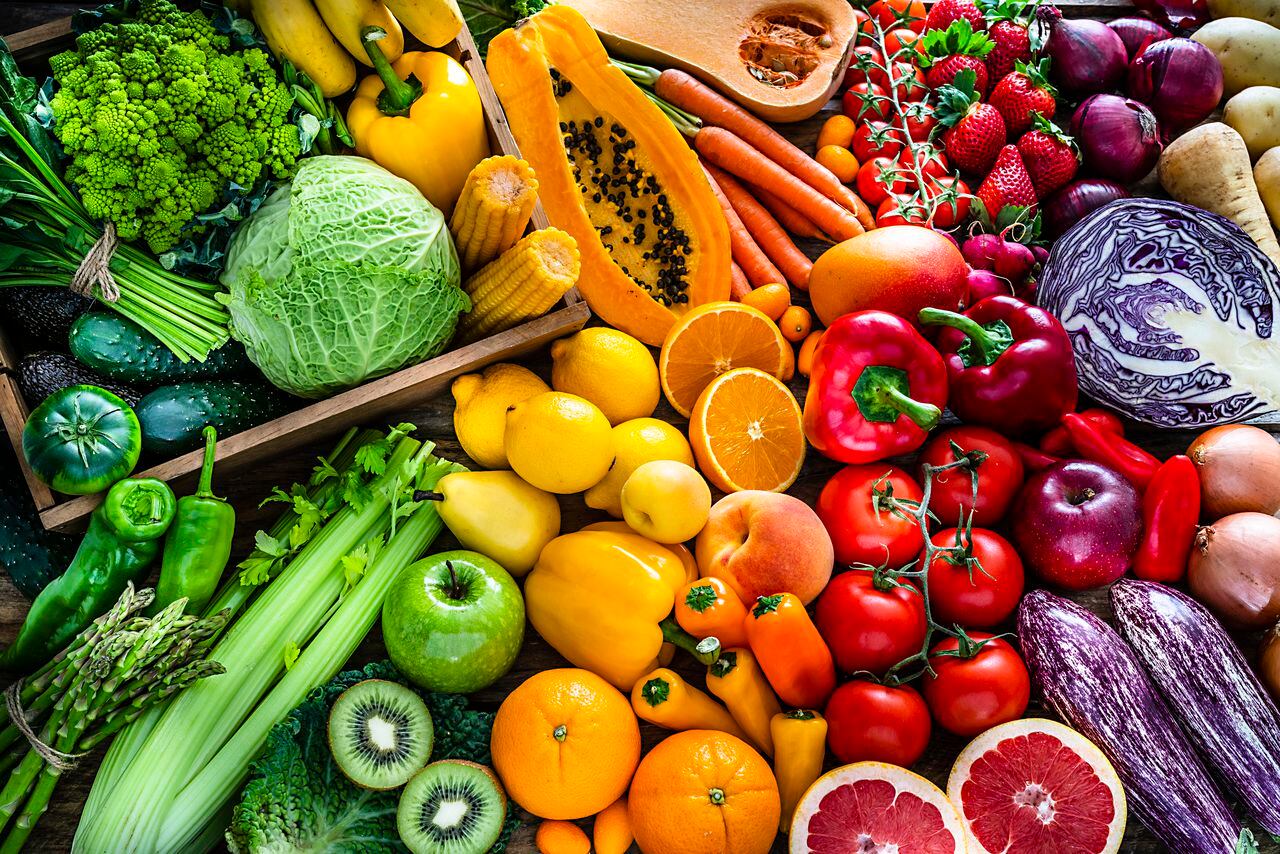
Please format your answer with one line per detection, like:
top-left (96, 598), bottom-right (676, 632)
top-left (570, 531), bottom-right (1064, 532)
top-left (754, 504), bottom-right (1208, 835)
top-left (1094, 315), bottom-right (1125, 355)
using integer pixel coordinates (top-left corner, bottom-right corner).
top-left (853, 8), bottom-right (877, 43)
top-left (857, 157), bottom-right (912, 206)
top-left (852, 120), bottom-right (906, 162)
top-left (925, 527), bottom-right (1025, 628)
top-left (883, 27), bottom-right (922, 57)
top-left (888, 61), bottom-right (927, 101)
top-left (842, 82), bottom-right (891, 122)
top-left (826, 681), bottom-right (932, 765)
top-left (902, 102), bottom-right (937, 141)
top-left (816, 463), bottom-right (925, 568)
top-left (925, 175), bottom-right (972, 229)
top-left (900, 143), bottom-right (948, 182)
top-left (922, 633), bottom-right (1031, 736)
top-left (815, 570), bottom-right (928, 674)
top-left (875, 194), bottom-right (930, 226)
top-left (869, 0), bottom-right (927, 33)
top-left (918, 426), bottom-right (1025, 526)
top-left (844, 44), bottom-right (888, 90)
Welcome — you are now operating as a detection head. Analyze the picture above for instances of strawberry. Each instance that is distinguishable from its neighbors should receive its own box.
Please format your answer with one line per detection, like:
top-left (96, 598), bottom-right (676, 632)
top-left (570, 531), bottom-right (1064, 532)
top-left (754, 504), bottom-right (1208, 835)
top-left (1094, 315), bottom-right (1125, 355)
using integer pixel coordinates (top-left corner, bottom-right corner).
top-left (978, 0), bottom-right (1036, 80)
top-left (1015, 114), bottom-right (1079, 197)
top-left (925, 0), bottom-right (986, 33)
top-left (977, 145), bottom-right (1038, 222)
top-left (919, 20), bottom-right (994, 95)
top-left (926, 56), bottom-right (990, 95)
top-left (934, 68), bottom-right (1007, 174)
top-left (989, 59), bottom-right (1056, 136)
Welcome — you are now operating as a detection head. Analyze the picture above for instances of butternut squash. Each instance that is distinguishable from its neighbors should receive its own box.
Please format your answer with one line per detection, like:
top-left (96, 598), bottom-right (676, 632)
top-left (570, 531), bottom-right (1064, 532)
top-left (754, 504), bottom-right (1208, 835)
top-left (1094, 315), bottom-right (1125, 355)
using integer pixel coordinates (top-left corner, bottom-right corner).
top-left (560, 0), bottom-right (856, 123)
top-left (486, 6), bottom-right (732, 345)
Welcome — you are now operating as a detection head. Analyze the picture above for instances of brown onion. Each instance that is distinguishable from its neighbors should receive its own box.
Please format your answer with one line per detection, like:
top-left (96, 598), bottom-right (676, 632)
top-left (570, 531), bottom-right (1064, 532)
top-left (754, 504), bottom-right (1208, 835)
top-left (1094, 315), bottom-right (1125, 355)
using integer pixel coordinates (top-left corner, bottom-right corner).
top-left (1188, 425), bottom-right (1280, 518)
top-left (1188, 512), bottom-right (1280, 629)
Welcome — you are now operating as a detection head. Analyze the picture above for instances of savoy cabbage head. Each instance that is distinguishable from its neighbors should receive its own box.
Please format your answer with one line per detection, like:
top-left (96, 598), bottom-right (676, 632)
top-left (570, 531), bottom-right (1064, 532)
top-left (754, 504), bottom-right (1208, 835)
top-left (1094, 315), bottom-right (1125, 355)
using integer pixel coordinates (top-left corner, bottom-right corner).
top-left (220, 156), bottom-right (467, 398)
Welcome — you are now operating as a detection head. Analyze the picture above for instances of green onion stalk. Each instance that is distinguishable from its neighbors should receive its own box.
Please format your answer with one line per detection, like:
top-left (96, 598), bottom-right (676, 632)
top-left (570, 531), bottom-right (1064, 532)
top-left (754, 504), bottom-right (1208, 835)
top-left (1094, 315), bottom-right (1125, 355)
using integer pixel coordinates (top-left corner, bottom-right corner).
top-left (0, 585), bottom-right (227, 853)
top-left (75, 426), bottom-right (465, 853)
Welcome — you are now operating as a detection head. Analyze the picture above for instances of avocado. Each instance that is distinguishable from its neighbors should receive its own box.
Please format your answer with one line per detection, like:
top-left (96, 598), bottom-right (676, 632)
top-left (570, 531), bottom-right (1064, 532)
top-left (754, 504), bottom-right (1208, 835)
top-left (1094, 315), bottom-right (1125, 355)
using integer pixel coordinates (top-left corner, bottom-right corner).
top-left (0, 287), bottom-right (94, 350)
top-left (19, 352), bottom-right (143, 407)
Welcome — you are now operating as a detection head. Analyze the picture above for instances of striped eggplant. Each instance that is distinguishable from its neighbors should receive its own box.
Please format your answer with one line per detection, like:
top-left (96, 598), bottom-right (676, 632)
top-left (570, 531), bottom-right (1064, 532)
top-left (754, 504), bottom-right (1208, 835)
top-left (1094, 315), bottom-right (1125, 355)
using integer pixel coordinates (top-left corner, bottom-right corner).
top-left (1112, 579), bottom-right (1280, 836)
top-left (1017, 590), bottom-right (1247, 853)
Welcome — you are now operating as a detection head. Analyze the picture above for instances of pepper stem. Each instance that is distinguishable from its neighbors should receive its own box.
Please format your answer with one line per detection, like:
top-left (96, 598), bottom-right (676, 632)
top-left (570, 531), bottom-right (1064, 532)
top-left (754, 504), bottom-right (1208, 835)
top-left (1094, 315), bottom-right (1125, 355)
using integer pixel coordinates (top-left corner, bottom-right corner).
top-left (918, 308), bottom-right (1014, 367)
top-left (851, 365), bottom-right (941, 429)
top-left (660, 616), bottom-right (721, 665)
top-left (362, 26), bottom-right (421, 117)
top-left (195, 426), bottom-right (217, 499)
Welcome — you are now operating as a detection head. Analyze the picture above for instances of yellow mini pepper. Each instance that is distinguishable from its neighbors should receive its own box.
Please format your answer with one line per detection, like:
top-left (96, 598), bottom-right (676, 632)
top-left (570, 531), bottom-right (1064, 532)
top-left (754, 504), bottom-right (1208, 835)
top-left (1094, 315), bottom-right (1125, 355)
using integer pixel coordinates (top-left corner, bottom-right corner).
top-left (706, 648), bottom-right (781, 756)
top-left (347, 26), bottom-right (489, 213)
top-left (631, 668), bottom-right (748, 740)
top-left (771, 710), bottom-right (828, 834)
top-left (525, 530), bottom-right (719, 690)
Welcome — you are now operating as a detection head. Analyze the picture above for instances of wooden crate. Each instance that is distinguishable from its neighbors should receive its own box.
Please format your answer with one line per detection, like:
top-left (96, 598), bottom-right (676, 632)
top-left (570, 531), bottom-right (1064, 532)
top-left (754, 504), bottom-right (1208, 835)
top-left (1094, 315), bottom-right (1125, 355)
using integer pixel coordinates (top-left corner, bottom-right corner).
top-left (1, 15), bottom-right (591, 533)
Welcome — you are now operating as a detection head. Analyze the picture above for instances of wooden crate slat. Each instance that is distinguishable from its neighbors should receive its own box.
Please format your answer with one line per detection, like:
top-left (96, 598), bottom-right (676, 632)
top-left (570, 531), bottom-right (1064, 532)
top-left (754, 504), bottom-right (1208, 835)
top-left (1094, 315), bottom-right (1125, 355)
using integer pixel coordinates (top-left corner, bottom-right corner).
top-left (0, 373), bottom-right (55, 510)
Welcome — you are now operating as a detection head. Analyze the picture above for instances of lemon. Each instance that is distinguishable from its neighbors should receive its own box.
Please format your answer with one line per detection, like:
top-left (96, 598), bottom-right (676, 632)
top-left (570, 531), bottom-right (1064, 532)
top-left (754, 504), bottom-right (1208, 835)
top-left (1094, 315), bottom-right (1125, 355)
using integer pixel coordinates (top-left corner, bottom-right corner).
top-left (584, 417), bottom-right (695, 517)
top-left (452, 363), bottom-right (550, 469)
top-left (505, 392), bottom-right (615, 494)
top-left (550, 328), bottom-right (660, 425)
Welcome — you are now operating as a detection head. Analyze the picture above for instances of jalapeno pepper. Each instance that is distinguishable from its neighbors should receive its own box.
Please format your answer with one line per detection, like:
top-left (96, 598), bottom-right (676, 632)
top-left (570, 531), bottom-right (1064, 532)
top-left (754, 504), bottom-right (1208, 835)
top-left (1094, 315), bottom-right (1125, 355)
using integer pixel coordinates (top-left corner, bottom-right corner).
top-left (154, 427), bottom-right (235, 615)
top-left (1, 477), bottom-right (176, 672)
top-left (1133, 455), bottom-right (1200, 583)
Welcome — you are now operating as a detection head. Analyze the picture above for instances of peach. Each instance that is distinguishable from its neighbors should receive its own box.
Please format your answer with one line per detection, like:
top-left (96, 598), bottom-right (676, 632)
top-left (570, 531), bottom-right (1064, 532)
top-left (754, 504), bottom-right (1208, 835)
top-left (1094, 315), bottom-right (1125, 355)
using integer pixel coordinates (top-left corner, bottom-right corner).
top-left (695, 491), bottom-right (834, 605)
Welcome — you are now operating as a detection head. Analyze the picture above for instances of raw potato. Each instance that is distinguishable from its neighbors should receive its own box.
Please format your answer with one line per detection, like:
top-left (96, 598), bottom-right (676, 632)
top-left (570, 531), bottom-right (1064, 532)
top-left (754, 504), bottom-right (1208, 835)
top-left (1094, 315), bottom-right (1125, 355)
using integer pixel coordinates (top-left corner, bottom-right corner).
top-left (1208, 0), bottom-right (1280, 26)
top-left (1159, 123), bottom-right (1280, 269)
top-left (1193, 17), bottom-right (1280, 96)
top-left (1255, 147), bottom-right (1280, 231)
top-left (1224, 87), bottom-right (1280, 161)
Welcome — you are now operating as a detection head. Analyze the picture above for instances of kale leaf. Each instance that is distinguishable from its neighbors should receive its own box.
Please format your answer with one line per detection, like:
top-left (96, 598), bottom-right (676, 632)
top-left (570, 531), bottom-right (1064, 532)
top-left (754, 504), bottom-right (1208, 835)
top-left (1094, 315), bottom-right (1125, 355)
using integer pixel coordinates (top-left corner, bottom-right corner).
top-left (459, 0), bottom-right (549, 56)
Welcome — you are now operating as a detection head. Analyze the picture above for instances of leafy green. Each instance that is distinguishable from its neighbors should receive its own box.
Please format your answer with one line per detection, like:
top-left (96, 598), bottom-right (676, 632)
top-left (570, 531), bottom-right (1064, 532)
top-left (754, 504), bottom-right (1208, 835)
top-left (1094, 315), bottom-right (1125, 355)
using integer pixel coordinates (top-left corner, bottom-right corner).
top-left (459, 0), bottom-right (549, 56)
top-left (220, 156), bottom-right (467, 398)
top-left (227, 661), bottom-right (517, 853)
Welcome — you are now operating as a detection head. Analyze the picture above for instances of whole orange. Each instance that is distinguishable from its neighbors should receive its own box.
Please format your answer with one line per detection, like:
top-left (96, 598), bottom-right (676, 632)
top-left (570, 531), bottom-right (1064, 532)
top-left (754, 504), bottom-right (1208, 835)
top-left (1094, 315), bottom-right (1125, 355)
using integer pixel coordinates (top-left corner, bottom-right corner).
top-left (628, 730), bottom-right (781, 854)
top-left (808, 225), bottom-right (967, 326)
top-left (490, 668), bottom-right (641, 819)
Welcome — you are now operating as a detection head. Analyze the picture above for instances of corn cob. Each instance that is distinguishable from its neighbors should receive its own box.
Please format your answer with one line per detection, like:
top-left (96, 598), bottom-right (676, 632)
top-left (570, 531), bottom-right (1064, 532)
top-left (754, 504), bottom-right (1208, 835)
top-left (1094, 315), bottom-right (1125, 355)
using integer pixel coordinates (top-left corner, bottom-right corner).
top-left (459, 228), bottom-right (579, 341)
top-left (449, 155), bottom-right (539, 273)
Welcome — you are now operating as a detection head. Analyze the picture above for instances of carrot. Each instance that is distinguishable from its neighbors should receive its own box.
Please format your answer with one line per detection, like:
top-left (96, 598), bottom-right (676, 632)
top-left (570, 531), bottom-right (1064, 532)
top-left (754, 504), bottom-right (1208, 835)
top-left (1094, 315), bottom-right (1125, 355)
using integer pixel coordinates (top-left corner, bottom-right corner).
top-left (696, 127), bottom-right (864, 242)
top-left (658, 69), bottom-right (875, 229)
top-left (755, 187), bottom-right (831, 243)
top-left (706, 163), bottom-right (814, 290)
top-left (730, 261), bottom-right (752, 301)
top-left (701, 162), bottom-right (786, 288)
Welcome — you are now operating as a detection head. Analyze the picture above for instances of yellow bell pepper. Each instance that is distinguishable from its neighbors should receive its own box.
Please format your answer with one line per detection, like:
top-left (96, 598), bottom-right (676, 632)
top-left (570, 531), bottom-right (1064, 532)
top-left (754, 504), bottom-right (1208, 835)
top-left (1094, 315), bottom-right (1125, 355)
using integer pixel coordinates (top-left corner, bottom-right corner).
top-left (631, 668), bottom-right (749, 741)
top-left (525, 530), bottom-right (719, 690)
top-left (706, 648), bottom-right (781, 756)
top-left (346, 26), bottom-right (489, 213)
top-left (771, 709), bottom-right (828, 834)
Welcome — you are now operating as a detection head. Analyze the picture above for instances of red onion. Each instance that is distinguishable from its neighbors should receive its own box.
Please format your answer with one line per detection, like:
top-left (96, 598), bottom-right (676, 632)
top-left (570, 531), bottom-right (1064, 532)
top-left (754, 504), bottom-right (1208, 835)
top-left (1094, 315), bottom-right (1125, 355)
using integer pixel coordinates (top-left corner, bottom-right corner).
top-left (1127, 38), bottom-right (1223, 130)
top-left (1042, 179), bottom-right (1130, 236)
top-left (1108, 17), bottom-right (1173, 58)
top-left (1132, 0), bottom-right (1209, 31)
top-left (1070, 95), bottom-right (1163, 184)
top-left (1042, 9), bottom-right (1128, 96)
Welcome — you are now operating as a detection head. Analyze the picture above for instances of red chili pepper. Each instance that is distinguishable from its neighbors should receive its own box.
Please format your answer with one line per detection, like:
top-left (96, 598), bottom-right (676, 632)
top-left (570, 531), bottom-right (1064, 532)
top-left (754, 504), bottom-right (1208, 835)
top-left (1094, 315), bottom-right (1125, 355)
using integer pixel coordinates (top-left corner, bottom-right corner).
top-left (1040, 408), bottom-right (1124, 457)
top-left (919, 295), bottom-right (1077, 437)
top-left (802, 311), bottom-right (948, 464)
top-left (1012, 441), bottom-right (1061, 472)
top-left (1133, 455), bottom-right (1200, 583)
top-left (1060, 413), bottom-right (1160, 491)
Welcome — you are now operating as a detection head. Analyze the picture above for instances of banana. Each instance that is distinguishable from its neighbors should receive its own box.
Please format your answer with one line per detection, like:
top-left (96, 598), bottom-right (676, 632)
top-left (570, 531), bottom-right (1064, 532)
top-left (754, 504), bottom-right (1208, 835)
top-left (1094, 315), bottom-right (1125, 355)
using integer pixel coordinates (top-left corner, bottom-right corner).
top-left (250, 0), bottom-right (356, 98)
top-left (314, 0), bottom-right (406, 65)
top-left (382, 0), bottom-right (465, 48)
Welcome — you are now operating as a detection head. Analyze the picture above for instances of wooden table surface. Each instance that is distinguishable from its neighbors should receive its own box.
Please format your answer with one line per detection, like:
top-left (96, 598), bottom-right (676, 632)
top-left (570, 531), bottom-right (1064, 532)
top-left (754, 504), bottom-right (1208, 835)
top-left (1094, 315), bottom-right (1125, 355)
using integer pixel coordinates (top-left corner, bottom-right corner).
top-left (5, 2), bottom-right (1280, 852)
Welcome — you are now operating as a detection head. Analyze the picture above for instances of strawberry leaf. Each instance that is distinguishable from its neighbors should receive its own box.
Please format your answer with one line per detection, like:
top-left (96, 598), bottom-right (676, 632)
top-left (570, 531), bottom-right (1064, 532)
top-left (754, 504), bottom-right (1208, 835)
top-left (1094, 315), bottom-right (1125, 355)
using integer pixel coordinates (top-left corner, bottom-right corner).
top-left (932, 68), bottom-right (980, 127)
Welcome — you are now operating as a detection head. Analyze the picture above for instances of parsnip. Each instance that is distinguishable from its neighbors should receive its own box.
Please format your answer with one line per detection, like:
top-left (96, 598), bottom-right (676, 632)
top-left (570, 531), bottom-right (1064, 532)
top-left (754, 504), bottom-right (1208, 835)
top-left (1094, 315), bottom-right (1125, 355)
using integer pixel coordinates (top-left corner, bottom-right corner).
top-left (1254, 147), bottom-right (1280, 232)
top-left (1193, 18), bottom-right (1280, 96)
top-left (1159, 123), bottom-right (1280, 269)
top-left (1224, 86), bottom-right (1280, 161)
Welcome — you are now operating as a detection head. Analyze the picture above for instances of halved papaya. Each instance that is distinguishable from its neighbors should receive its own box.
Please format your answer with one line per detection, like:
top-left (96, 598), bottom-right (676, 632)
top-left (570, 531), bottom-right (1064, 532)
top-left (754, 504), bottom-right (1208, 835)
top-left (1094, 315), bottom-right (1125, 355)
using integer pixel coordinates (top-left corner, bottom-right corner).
top-left (487, 5), bottom-right (731, 346)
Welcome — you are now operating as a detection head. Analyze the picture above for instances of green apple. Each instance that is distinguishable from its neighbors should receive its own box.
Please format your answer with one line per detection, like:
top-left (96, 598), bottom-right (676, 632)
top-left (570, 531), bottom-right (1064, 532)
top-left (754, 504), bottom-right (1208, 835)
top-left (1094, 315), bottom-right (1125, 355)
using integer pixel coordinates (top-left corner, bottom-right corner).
top-left (382, 550), bottom-right (525, 693)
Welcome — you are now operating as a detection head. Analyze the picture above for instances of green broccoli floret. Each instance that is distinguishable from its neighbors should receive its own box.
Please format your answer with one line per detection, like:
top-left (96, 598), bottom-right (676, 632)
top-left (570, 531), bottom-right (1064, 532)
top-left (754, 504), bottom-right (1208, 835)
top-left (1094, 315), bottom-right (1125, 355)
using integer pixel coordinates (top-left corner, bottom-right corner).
top-left (48, 0), bottom-right (302, 253)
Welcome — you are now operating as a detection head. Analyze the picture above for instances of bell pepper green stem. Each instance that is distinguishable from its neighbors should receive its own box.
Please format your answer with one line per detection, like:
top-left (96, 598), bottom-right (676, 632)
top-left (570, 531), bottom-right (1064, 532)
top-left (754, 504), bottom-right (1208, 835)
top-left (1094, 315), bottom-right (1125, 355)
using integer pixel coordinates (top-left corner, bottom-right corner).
top-left (918, 308), bottom-right (1012, 367)
top-left (660, 616), bottom-right (721, 665)
top-left (883, 385), bottom-right (942, 428)
top-left (362, 26), bottom-right (420, 116)
top-left (851, 365), bottom-right (941, 429)
top-left (194, 427), bottom-right (217, 500)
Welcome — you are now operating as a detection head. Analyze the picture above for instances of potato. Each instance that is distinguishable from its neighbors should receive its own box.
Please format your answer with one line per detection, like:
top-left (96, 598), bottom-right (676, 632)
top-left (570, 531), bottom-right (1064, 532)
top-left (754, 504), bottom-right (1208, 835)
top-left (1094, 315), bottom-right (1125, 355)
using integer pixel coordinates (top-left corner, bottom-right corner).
top-left (1224, 87), bottom-right (1280, 160)
top-left (1193, 17), bottom-right (1280, 96)
top-left (1208, 0), bottom-right (1280, 25)
top-left (1255, 147), bottom-right (1280, 231)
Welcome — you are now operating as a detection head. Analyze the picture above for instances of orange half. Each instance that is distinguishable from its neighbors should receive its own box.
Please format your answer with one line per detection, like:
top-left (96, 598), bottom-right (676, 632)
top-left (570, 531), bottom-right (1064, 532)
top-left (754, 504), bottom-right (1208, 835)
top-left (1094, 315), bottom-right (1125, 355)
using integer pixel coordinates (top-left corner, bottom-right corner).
top-left (659, 302), bottom-right (792, 418)
top-left (689, 367), bottom-right (805, 493)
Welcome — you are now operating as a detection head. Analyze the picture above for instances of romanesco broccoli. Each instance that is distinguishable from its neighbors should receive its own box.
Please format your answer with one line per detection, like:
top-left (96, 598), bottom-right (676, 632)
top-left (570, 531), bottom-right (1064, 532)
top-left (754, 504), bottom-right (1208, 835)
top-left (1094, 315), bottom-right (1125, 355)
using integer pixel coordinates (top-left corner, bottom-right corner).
top-left (49, 0), bottom-right (301, 253)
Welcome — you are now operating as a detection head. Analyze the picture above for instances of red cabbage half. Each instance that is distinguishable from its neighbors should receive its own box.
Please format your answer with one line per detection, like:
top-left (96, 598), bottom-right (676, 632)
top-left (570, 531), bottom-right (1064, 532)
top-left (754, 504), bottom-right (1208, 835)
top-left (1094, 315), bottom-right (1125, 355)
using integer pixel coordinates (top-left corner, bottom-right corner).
top-left (1038, 198), bottom-right (1280, 427)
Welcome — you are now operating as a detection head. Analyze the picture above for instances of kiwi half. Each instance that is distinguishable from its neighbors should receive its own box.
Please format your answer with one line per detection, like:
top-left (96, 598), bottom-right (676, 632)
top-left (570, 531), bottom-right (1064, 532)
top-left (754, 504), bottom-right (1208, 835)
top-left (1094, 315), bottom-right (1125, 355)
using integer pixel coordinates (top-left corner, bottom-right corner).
top-left (397, 760), bottom-right (507, 854)
top-left (328, 679), bottom-right (434, 790)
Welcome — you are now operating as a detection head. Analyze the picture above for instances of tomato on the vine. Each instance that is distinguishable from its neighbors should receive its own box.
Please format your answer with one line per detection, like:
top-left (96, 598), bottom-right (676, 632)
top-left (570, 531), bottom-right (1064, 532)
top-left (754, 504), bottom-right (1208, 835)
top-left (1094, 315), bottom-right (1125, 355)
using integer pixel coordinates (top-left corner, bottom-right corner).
top-left (900, 143), bottom-right (948, 182)
top-left (922, 633), bottom-right (1031, 736)
top-left (869, 0), bottom-right (927, 33)
top-left (888, 61), bottom-right (927, 101)
top-left (858, 157), bottom-right (912, 206)
top-left (883, 27), bottom-right (922, 57)
top-left (917, 426), bottom-right (1025, 526)
top-left (875, 194), bottom-right (930, 227)
top-left (902, 102), bottom-right (937, 141)
top-left (816, 463), bottom-right (925, 568)
top-left (925, 175), bottom-right (972, 229)
top-left (842, 82), bottom-right (891, 122)
top-left (815, 570), bottom-right (928, 675)
top-left (853, 7), bottom-right (877, 43)
top-left (852, 120), bottom-right (906, 162)
top-left (844, 44), bottom-right (888, 90)
top-left (924, 527), bottom-right (1025, 628)
top-left (826, 681), bottom-right (932, 765)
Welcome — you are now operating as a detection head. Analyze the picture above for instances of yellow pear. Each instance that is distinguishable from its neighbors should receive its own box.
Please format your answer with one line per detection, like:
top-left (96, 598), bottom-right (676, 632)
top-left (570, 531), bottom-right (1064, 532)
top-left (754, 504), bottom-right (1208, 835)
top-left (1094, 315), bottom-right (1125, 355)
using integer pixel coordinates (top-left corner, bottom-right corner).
top-left (427, 470), bottom-right (560, 576)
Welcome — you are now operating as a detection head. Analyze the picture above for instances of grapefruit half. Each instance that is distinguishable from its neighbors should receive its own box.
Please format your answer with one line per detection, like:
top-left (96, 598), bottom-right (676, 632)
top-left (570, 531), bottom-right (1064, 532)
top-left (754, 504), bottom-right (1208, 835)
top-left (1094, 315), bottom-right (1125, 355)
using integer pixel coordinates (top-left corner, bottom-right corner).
top-left (947, 718), bottom-right (1126, 854)
top-left (790, 762), bottom-right (966, 854)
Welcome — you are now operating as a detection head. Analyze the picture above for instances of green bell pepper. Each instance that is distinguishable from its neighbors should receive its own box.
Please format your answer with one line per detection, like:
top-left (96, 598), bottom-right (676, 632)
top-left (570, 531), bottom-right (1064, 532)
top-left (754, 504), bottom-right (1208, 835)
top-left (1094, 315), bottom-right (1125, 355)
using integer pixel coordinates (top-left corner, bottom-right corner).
top-left (21, 385), bottom-right (141, 495)
top-left (0, 476), bottom-right (176, 672)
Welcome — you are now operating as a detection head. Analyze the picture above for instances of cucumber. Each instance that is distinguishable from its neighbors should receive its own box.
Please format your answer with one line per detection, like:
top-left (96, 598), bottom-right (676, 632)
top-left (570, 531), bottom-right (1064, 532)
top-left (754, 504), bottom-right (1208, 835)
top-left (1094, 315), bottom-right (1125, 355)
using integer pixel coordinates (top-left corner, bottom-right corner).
top-left (0, 449), bottom-right (75, 599)
top-left (137, 381), bottom-right (290, 456)
top-left (69, 311), bottom-right (251, 384)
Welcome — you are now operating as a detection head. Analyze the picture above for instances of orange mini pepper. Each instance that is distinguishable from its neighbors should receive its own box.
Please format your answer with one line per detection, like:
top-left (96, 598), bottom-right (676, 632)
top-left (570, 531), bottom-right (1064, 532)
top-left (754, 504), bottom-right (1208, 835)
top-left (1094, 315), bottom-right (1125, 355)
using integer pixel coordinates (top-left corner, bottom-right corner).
top-left (675, 577), bottom-right (749, 648)
top-left (744, 593), bottom-right (836, 708)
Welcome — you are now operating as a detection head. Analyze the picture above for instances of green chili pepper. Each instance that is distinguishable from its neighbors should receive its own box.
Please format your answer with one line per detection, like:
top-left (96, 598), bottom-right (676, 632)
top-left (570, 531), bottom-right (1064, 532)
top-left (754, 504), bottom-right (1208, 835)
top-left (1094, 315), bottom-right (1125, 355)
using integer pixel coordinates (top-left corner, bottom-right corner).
top-left (154, 427), bottom-right (235, 615)
top-left (0, 476), bottom-right (176, 672)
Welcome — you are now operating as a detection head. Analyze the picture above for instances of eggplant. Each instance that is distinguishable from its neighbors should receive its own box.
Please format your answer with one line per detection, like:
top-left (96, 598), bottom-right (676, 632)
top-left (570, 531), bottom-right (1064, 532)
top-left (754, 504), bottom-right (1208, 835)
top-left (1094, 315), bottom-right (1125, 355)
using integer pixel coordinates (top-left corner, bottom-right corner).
top-left (1112, 579), bottom-right (1280, 836)
top-left (1017, 590), bottom-right (1246, 853)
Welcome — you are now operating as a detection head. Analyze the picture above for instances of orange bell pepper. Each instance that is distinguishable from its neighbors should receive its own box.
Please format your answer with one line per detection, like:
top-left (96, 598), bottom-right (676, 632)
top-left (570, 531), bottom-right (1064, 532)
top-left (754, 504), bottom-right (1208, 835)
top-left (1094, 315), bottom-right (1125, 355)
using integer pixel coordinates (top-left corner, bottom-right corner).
top-left (744, 593), bottom-right (836, 708)
top-left (675, 577), bottom-right (749, 648)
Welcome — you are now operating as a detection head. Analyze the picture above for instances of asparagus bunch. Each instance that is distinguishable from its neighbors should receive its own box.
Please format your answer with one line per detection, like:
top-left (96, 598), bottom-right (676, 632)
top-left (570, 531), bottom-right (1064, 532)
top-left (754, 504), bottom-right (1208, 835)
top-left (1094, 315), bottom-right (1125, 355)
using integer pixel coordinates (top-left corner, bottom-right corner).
top-left (0, 585), bottom-right (226, 852)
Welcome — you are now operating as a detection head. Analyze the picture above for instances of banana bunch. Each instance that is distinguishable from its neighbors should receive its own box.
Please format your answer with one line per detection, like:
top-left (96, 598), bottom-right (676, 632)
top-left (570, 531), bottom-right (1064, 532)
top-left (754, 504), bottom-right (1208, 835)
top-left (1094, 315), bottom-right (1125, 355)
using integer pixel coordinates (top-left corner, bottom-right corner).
top-left (248, 0), bottom-right (465, 97)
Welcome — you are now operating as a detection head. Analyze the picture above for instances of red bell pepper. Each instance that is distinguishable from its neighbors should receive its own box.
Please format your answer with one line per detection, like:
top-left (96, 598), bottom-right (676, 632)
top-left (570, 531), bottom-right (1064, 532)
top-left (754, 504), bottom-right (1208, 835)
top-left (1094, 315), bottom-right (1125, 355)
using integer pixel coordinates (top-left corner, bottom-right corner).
top-left (1060, 413), bottom-right (1160, 492)
top-left (919, 295), bottom-right (1077, 437)
top-left (1133, 455), bottom-right (1200, 582)
top-left (1040, 408), bottom-right (1124, 457)
top-left (802, 311), bottom-right (948, 464)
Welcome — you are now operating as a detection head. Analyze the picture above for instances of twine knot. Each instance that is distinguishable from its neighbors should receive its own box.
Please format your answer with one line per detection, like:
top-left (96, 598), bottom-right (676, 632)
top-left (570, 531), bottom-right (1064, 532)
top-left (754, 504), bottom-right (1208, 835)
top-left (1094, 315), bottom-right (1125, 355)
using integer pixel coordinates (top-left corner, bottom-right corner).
top-left (70, 221), bottom-right (121, 302)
